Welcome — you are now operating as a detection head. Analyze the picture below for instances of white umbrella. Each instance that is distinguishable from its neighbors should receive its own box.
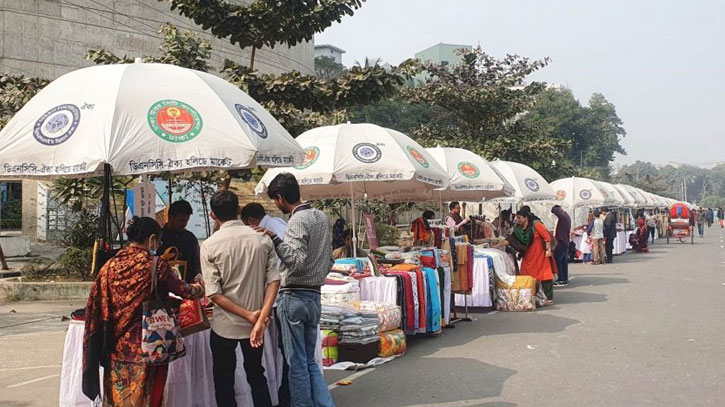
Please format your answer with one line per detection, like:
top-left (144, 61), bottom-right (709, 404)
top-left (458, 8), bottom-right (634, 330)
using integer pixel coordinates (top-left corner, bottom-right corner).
top-left (255, 123), bottom-right (447, 202)
top-left (550, 177), bottom-right (615, 209)
top-left (487, 160), bottom-right (557, 204)
top-left (596, 181), bottom-right (627, 208)
top-left (615, 184), bottom-right (648, 208)
top-left (0, 61), bottom-right (304, 178)
top-left (255, 123), bottom-right (448, 256)
top-left (425, 147), bottom-right (515, 202)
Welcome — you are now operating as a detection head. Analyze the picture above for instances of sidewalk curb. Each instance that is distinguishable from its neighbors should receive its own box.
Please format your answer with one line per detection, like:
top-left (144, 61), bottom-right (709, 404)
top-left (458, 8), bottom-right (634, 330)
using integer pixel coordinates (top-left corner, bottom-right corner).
top-left (0, 282), bottom-right (92, 302)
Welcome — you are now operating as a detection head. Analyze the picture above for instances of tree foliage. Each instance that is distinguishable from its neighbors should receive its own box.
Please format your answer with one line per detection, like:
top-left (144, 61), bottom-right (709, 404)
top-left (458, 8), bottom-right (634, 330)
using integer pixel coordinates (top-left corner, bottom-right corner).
top-left (315, 56), bottom-right (347, 80)
top-left (0, 75), bottom-right (49, 128)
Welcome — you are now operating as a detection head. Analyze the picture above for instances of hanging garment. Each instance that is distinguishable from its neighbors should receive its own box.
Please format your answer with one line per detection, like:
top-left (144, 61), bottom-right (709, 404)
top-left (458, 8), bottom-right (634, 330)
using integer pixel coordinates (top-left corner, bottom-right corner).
top-left (422, 267), bottom-right (442, 333)
top-left (382, 272), bottom-right (415, 333)
top-left (412, 269), bottom-right (427, 333)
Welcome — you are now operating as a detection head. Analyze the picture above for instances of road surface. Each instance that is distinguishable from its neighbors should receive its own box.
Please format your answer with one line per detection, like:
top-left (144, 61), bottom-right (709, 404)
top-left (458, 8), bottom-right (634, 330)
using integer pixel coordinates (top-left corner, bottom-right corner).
top-left (2, 229), bottom-right (724, 407)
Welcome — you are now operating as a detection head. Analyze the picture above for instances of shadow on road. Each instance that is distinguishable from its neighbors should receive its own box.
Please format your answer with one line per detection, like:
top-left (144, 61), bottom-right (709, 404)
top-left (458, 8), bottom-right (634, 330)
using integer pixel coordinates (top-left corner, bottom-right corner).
top-left (553, 291), bottom-right (608, 305)
top-left (330, 356), bottom-right (517, 407)
top-left (569, 276), bottom-right (630, 288)
top-left (0, 401), bottom-right (31, 407)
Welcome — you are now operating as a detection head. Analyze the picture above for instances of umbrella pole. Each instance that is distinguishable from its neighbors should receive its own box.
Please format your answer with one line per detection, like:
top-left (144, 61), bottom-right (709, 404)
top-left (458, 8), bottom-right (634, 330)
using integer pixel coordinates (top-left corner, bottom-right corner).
top-left (350, 184), bottom-right (357, 258)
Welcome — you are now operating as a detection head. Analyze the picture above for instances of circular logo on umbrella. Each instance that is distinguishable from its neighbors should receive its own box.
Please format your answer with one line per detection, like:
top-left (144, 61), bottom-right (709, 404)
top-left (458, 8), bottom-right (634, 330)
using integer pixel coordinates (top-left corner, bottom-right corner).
top-left (148, 100), bottom-right (203, 143)
top-left (235, 104), bottom-right (267, 139)
top-left (556, 190), bottom-right (567, 200)
top-left (352, 143), bottom-right (382, 164)
top-left (580, 189), bottom-right (592, 200)
top-left (457, 162), bottom-right (480, 178)
top-left (524, 178), bottom-right (540, 192)
top-left (407, 146), bottom-right (429, 168)
top-left (296, 146), bottom-right (320, 169)
top-left (33, 104), bottom-right (81, 146)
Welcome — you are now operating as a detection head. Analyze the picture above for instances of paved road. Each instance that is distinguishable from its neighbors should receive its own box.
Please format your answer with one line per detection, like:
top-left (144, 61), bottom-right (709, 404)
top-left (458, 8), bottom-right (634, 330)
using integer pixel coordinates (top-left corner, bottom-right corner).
top-left (2, 230), bottom-right (724, 406)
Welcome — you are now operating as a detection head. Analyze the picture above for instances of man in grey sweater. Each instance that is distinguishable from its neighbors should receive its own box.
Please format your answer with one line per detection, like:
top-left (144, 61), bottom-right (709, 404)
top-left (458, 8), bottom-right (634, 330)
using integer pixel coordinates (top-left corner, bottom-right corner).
top-left (255, 172), bottom-right (335, 407)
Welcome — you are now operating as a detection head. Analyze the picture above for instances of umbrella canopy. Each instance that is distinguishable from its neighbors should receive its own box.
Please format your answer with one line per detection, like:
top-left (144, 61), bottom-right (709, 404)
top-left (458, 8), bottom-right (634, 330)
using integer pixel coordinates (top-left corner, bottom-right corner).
top-left (255, 123), bottom-right (448, 202)
top-left (615, 184), bottom-right (648, 207)
top-left (597, 181), bottom-right (628, 207)
top-left (487, 161), bottom-right (557, 203)
top-left (425, 147), bottom-right (514, 202)
top-left (550, 177), bottom-right (616, 208)
top-left (613, 184), bottom-right (642, 207)
top-left (0, 61), bottom-right (303, 178)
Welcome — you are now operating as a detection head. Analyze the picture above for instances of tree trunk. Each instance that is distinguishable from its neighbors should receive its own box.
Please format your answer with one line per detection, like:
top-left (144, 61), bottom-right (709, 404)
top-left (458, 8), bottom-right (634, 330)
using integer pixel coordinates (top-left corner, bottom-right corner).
top-left (250, 46), bottom-right (256, 69)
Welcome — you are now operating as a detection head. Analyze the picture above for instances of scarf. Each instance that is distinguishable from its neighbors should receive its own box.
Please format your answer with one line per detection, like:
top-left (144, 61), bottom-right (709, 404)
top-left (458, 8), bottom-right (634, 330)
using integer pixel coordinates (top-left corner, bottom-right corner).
top-left (512, 220), bottom-right (537, 247)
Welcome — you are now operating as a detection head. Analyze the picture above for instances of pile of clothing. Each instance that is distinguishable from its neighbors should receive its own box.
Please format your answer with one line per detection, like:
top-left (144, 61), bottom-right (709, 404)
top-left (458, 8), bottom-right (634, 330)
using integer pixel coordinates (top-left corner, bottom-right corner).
top-left (354, 301), bottom-right (406, 358)
top-left (321, 274), bottom-right (361, 305)
top-left (338, 308), bottom-right (380, 345)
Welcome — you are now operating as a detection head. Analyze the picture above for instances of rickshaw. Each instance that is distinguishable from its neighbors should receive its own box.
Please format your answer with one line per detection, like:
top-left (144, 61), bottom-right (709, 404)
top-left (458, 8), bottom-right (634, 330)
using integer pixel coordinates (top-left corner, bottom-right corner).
top-left (667, 203), bottom-right (693, 244)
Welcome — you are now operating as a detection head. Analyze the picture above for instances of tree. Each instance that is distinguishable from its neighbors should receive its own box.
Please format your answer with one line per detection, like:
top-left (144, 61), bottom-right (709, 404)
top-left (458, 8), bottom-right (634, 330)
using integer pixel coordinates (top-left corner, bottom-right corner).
top-left (522, 88), bottom-right (626, 179)
top-left (404, 47), bottom-right (573, 180)
top-left (315, 56), bottom-right (346, 80)
top-left (161, 0), bottom-right (364, 68)
top-left (0, 75), bottom-right (49, 129)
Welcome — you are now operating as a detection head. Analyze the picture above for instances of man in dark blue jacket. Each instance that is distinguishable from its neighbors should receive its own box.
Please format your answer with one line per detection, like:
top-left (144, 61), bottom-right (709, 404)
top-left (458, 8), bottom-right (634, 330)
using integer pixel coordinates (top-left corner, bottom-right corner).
top-left (602, 207), bottom-right (617, 264)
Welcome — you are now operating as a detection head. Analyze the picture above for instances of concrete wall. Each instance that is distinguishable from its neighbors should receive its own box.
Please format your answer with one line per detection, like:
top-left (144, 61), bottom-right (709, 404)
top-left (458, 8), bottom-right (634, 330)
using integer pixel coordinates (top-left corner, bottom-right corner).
top-left (0, 0), bottom-right (315, 79)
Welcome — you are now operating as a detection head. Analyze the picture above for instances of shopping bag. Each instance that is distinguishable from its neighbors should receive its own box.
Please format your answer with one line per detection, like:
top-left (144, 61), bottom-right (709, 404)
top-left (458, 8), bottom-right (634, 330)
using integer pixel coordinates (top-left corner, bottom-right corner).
top-left (161, 246), bottom-right (188, 281)
top-left (141, 257), bottom-right (186, 365)
top-left (179, 298), bottom-right (210, 337)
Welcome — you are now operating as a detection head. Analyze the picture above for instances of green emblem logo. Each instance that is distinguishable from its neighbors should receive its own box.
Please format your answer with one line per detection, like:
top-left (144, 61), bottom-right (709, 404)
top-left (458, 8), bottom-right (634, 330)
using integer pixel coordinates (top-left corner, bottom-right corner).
top-left (296, 146), bottom-right (320, 170)
top-left (407, 146), bottom-right (429, 168)
top-left (148, 100), bottom-right (203, 143)
top-left (457, 162), bottom-right (480, 178)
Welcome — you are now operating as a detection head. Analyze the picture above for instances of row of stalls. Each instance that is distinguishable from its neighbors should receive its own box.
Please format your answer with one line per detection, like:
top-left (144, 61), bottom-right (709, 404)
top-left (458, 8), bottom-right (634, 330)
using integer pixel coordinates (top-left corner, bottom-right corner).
top-left (0, 62), bottom-right (695, 405)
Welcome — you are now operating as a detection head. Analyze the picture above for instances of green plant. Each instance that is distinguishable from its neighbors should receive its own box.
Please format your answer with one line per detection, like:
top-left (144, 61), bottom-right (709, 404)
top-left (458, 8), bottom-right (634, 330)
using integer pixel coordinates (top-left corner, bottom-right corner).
top-left (61, 210), bottom-right (99, 249)
top-left (0, 198), bottom-right (22, 229)
top-left (57, 247), bottom-right (93, 280)
top-left (374, 224), bottom-right (401, 246)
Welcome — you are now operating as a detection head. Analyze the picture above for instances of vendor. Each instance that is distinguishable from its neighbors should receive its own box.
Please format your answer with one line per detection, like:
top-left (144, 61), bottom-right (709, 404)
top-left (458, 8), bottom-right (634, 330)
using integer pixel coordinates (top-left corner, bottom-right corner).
top-left (494, 207), bottom-right (555, 305)
top-left (411, 210), bottom-right (435, 245)
top-left (493, 209), bottom-right (513, 237)
top-left (158, 200), bottom-right (201, 282)
top-left (333, 229), bottom-right (368, 259)
top-left (445, 201), bottom-right (470, 236)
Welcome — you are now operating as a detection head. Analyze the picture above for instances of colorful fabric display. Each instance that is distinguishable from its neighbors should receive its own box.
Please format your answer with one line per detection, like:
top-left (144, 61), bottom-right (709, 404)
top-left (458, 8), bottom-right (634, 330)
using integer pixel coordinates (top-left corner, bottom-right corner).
top-left (378, 329), bottom-right (407, 358)
top-left (358, 276), bottom-right (398, 305)
top-left (494, 275), bottom-right (537, 312)
top-left (321, 277), bottom-right (360, 305)
top-left (353, 301), bottom-right (402, 332)
top-left (382, 271), bottom-right (415, 333)
top-left (422, 267), bottom-right (442, 333)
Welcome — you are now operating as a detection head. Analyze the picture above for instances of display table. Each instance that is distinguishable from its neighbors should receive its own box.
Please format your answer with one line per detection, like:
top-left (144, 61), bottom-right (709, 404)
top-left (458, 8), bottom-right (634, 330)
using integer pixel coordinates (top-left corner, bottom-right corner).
top-left (60, 320), bottom-right (321, 407)
top-left (613, 231), bottom-right (627, 255)
top-left (454, 256), bottom-right (492, 307)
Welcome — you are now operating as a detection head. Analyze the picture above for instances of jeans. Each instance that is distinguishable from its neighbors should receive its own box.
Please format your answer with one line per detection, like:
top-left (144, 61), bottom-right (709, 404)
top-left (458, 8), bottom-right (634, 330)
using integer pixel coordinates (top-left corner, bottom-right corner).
top-left (698, 223), bottom-right (705, 236)
top-left (274, 306), bottom-right (291, 407)
top-left (210, 330), bottom-right (272, 407)
top-left (553, 243), bottom-right (569, 282)
top-left (648, 226), bottom-right (656, 244)
top-left (277, 291), bottom-right (334, 407)
top-left (604, 236), bottom-right (614, 263)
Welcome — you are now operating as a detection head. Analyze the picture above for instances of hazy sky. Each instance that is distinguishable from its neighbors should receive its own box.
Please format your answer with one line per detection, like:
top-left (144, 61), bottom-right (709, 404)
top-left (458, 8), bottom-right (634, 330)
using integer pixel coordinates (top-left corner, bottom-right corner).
top-left (316, 0), bottom-right (725, 168)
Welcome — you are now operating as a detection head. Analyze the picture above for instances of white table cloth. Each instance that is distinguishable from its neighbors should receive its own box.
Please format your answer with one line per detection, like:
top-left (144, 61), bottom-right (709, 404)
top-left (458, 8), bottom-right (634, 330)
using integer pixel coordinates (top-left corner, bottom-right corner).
top-left (60, 321), bottom-right (322, 407)
top-left (613, 231), bottom-right (627, 255)
top-left (359, 276), bottom-right (398, 305)
top-left (454, 256), bottom-right (492, 307)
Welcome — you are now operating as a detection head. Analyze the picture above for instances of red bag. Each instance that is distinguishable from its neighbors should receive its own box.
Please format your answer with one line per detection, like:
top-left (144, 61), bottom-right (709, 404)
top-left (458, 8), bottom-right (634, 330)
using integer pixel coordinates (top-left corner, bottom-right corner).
top-left (179, 298), bottom-right (210, 337)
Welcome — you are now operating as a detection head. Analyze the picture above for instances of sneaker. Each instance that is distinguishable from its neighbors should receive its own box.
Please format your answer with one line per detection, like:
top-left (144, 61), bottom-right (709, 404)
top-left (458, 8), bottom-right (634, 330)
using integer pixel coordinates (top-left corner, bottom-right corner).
top-left (553, 281), bottom-right (568, 287)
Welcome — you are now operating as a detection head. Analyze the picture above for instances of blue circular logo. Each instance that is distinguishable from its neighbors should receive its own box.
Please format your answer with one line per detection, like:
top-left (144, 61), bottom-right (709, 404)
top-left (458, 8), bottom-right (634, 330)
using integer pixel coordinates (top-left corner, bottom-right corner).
top-left (33, 104), bottom-right (81, 146)
top-left (580, 189), bottom-right (592, 200)
top-left (235, 104), bottom-right (267, 139)
top-left (352, 143), bottom-right (382, 164)
top-left (524, 178), bottom-right (540, 192)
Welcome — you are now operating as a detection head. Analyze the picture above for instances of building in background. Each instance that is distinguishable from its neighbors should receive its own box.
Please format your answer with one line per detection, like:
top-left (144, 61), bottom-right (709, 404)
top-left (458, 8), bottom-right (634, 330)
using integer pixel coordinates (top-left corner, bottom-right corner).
top-left (411, 42), bottom-right (473, 87)
top-left (414, 43), bottom-right (473, 67)
top-left (0, 0), bottom-right (314, 241)
top-left (0, 0), bottom-right (314, 79)
top-left (314, 44), bottom-right (346, 65)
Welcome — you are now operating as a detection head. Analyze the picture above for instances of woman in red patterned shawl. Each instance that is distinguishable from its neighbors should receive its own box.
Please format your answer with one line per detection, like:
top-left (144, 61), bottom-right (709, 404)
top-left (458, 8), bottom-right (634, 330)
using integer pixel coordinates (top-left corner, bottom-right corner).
top-left (83, 216), bottom-right (203, 407)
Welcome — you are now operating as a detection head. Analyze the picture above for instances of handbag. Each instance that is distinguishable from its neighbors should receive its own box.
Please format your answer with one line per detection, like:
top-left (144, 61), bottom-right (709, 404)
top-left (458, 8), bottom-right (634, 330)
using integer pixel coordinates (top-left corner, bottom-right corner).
top-left (179, 297), bottom-right (210, 337)
top-left (141, 257), bottom-right (186, 365)
top-left (161, 246), bottom-right (189, 281)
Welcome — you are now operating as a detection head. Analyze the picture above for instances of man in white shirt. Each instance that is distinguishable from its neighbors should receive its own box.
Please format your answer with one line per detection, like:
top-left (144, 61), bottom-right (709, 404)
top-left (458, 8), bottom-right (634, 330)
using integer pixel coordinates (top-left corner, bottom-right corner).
top-left (241, 202), bottom-right (288, 238)
top-left (445, 201), bottom-right (469, 236)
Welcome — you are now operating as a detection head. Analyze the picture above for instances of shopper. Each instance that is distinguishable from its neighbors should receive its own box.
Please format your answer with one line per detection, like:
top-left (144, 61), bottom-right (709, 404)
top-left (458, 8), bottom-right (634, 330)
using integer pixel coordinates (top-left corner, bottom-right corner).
top-left (496, 207), bottom-right (555, 305)
top-left (158, 200), bottom-right (201, 283)
top-left (411, 210), bottom-right (435, 245)
top-left (697, 207), bottom-right (706, 237)
top-left (590, 209), bottom-right (605, 265)
top-left (551, 205), bottom-right (571, 286)
top-left (202, 191), bottom-right (281, 407)
top-left (602, 207), bottom-right (617, 264)
top-left (83, 217), bottom-right (203, 407)
top-left (645, 211), bottom-right (657, 244)
top-left (256, 173), bottom-right (336, 407)
top-left (241, 202), bottom-right (289, 238)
